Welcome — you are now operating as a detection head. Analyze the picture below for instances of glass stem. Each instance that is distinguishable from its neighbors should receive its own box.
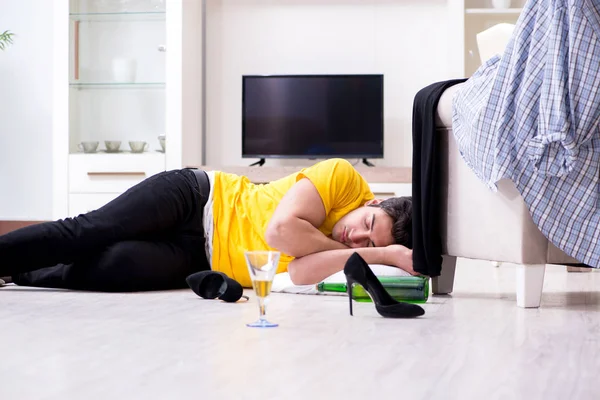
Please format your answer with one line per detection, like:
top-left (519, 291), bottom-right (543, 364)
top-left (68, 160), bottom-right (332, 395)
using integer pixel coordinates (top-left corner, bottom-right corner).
top-left (258, 296), bottom-right (267, 321)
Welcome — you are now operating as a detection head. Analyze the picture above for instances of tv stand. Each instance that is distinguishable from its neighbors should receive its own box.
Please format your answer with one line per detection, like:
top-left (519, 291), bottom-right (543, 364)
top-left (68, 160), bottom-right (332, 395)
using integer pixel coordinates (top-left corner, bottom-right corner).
top-left (362, 158), bottom-right (375, 167)
top-left (249, 158), bottom-right (266, 167)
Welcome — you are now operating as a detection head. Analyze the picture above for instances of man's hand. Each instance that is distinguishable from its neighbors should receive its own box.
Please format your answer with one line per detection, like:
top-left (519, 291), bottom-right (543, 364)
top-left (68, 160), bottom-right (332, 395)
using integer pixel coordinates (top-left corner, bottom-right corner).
top-left (383, 244), bottom-right (417, 275)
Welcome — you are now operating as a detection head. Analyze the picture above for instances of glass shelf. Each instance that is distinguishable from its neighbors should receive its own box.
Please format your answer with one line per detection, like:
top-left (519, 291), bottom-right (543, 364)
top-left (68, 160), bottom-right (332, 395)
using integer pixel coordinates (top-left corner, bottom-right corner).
top-left (69, 11), bottom-right (166, 22)
top-left (70, 82), bottom-right (165, 88)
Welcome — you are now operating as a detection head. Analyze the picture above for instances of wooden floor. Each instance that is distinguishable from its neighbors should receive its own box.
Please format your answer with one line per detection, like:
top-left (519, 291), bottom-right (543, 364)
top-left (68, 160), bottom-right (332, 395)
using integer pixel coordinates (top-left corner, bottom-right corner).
top-left (1, 259), bottom-right (599, 400)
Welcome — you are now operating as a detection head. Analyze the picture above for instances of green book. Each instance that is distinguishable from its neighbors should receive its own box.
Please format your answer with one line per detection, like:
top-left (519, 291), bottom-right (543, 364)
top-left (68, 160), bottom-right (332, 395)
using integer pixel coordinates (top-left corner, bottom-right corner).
top-left (316, 276), bottom-right (429, 303)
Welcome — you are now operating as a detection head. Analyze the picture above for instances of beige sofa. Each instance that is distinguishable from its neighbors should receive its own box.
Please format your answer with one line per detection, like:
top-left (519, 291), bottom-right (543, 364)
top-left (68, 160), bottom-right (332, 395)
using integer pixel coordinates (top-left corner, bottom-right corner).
top-left (430, 84), bottom-right (582, 308)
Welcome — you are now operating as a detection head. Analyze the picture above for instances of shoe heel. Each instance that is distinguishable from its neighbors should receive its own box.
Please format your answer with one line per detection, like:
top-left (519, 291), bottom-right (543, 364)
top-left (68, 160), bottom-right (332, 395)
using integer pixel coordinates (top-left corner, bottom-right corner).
top-left (346, 277), bottom-right (354, 316)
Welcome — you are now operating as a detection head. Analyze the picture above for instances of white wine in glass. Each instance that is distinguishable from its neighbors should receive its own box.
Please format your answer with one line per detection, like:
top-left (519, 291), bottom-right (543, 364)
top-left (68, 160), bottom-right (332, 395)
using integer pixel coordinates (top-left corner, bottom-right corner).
top-left (252, 279), bottom-right (273, 298)
top-left (245, 251), bottom-right (280, 328)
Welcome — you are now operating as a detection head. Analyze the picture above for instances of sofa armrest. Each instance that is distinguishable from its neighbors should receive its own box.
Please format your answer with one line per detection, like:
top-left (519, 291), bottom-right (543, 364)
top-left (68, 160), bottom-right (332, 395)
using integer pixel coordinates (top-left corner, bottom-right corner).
top-left (435, 83), bottom-right (464, 130)
top-left (439, 125), bottom-right (549, 264)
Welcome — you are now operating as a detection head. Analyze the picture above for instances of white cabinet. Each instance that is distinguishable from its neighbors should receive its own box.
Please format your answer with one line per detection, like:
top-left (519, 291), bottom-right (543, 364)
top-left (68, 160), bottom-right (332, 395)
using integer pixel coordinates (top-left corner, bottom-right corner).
top-left (69, 152), bottom-right (165, 190)
top-left (449, 0), bottom-right (525, 77)
top-left (53, 0), bottom-right (204, 219)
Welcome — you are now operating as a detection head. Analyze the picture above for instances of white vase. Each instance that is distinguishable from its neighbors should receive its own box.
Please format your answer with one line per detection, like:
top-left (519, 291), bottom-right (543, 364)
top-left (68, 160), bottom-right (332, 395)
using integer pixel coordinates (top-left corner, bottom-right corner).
top-left (491, 0), bottom-right (512, 8)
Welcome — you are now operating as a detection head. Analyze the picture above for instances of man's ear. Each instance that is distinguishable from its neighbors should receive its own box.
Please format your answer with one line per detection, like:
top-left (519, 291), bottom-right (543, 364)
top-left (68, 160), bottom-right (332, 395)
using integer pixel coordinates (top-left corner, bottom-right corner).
top-left (365, 198), bottom-right (383, 206)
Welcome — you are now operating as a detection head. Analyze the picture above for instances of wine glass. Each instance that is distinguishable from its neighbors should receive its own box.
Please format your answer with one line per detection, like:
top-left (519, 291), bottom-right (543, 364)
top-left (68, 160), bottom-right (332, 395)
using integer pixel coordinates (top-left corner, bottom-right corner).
top-left (245, 251), bottom-right (280, 328)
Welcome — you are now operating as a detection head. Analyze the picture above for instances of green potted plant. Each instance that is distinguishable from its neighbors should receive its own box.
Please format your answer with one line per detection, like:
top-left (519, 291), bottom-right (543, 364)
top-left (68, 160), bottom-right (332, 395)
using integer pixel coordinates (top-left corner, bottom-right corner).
top-left (0, 30), bottom-right (15, 51)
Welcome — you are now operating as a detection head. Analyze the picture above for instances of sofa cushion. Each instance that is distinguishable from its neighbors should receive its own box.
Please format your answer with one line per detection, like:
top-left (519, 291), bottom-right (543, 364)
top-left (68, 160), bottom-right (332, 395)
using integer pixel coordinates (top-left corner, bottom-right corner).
top-left (435, 82), bottom-right (465, 129)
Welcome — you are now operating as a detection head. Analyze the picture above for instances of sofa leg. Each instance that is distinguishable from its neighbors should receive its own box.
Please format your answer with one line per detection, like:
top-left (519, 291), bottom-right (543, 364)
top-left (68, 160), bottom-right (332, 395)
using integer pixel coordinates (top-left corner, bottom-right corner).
top-left (515, 264), bottom-right (546, 308)
top-left (432, 255), bottom-right (457, 295)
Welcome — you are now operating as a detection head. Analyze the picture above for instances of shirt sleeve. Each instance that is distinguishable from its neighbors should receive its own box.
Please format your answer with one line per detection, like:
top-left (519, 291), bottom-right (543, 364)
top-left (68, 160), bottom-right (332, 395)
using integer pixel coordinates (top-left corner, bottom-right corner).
top-left (528, 4), bottom-right (600, 177)
top-left (295, 158), bottom-right (374, 215)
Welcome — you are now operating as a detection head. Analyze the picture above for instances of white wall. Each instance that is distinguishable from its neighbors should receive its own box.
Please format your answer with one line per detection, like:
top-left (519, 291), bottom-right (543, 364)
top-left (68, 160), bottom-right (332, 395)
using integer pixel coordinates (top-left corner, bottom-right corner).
top-left (0, 0), bottom-right (55, 220)
top-left (205, 0), bottom-right (455, 167)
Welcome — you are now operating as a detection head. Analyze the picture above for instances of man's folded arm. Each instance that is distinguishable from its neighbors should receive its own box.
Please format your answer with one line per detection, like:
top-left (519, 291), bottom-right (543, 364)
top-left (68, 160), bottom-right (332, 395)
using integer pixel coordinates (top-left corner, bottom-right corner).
top-left (265, 178), bottom-right (347, 257)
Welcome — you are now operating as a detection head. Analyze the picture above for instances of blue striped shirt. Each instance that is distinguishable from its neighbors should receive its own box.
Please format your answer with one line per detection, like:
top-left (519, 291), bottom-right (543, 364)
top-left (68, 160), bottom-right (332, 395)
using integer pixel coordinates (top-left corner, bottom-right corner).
top-left (452, 0), bottom-right (600, 266)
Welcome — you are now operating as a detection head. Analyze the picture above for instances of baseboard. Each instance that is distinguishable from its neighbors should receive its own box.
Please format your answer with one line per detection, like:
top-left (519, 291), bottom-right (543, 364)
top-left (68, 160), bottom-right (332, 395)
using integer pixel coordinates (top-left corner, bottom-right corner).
top-left (0, 221), bottom-right (45, 235)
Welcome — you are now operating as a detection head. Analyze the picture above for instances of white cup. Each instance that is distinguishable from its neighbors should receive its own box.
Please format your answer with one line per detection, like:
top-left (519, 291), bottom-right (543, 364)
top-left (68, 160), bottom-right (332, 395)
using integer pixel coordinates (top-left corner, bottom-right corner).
top-left (112, 58), bottom-right (137, 83)
top-left (104, 140), bottom-right (122, 153)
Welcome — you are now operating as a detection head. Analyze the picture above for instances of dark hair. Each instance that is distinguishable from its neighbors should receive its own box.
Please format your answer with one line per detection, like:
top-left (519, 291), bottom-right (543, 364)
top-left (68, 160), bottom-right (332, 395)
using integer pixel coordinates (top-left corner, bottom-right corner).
top-left (369, 196), bottom-right (412, 248)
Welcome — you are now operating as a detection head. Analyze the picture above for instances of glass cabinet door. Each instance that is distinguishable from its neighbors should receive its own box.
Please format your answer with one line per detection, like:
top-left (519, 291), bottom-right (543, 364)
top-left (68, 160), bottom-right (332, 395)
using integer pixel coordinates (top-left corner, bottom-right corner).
top-left (463, 0), bottom-right (524, 76)
top-left (68, 0), bottom-right (166, 155)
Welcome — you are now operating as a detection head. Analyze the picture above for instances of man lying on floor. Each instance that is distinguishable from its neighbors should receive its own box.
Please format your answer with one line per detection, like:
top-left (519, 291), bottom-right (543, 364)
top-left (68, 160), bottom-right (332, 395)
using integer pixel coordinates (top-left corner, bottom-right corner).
top-left (0, 158), bottom-right (416, 295)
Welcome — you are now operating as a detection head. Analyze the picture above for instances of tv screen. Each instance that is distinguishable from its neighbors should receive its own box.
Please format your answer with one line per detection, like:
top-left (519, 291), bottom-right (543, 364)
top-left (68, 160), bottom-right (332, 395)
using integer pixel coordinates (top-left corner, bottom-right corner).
top-left (242, 74), bottom-right (384, 159)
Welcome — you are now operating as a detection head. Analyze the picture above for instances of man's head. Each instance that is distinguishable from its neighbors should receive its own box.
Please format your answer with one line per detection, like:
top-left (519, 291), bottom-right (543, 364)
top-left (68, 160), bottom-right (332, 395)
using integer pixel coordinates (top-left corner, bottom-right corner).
top-left (331, 196), bottom-right (412, 249)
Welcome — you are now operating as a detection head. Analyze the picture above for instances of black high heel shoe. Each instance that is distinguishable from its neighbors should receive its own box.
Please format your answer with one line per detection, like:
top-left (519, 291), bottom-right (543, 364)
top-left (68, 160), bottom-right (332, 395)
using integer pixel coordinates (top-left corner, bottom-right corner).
top-left (343, 252), bottom-right (425, 318)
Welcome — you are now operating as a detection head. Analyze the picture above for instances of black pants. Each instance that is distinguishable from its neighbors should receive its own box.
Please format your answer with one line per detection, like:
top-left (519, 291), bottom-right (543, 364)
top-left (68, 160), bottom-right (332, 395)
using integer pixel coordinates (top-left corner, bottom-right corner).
top-left (0, 169), bottom-right (210, 292)
top-left (412, 78), bottom-right (467, 277)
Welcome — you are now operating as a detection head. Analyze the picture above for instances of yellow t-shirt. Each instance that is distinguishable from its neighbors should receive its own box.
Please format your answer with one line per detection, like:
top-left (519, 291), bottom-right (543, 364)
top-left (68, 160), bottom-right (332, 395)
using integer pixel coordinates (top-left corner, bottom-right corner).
top-left (210, 158), bottom-right (374, 287)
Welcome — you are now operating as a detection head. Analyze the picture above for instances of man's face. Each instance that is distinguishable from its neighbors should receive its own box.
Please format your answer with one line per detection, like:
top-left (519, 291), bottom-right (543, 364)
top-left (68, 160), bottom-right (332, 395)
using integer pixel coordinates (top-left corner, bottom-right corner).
top-left (331, 200), bottom-right (395, 249)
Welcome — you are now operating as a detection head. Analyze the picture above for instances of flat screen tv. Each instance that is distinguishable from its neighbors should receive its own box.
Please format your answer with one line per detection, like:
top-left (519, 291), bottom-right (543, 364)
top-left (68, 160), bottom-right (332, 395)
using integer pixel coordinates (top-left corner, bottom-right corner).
top-left (242, 74), bottom-right (384, 160)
